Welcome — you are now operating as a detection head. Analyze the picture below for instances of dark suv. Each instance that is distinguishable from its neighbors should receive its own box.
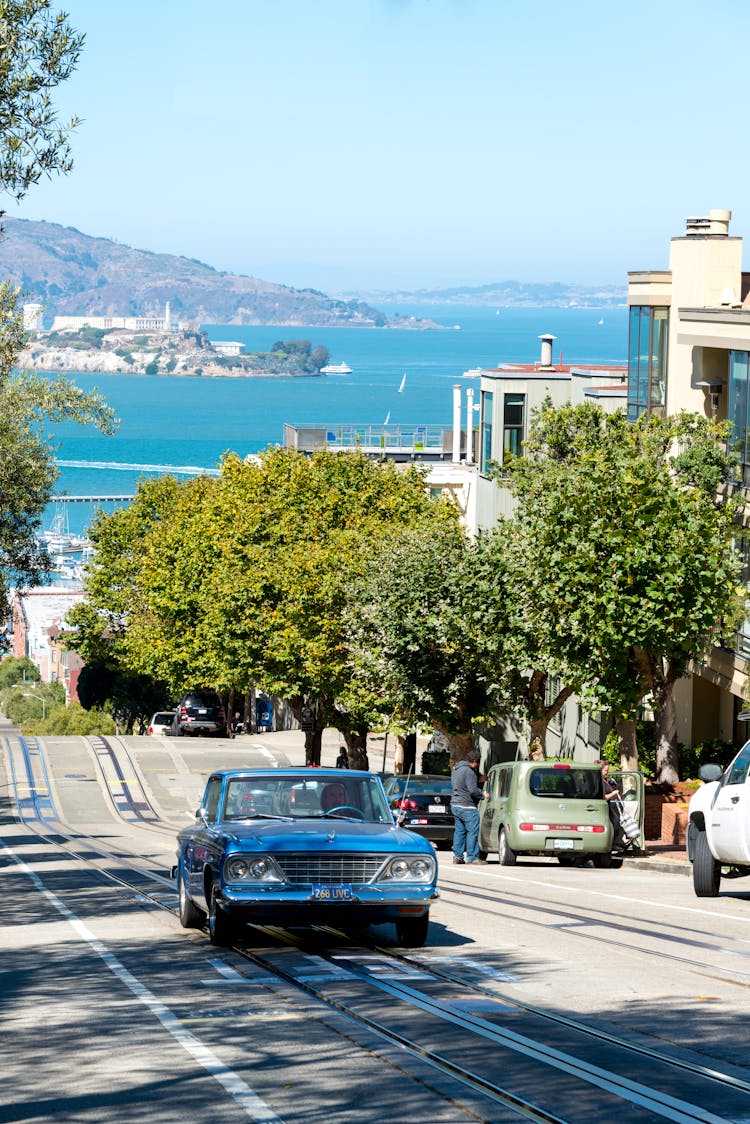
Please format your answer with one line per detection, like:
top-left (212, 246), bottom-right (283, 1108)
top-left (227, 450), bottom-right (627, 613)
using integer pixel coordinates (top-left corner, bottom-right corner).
top-left (172, 690), bottom-right (227, 737)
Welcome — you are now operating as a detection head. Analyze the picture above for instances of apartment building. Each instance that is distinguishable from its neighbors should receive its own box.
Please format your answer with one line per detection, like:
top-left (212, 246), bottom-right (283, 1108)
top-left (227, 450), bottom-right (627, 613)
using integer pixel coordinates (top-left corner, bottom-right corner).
top-left (627, 208), bottom-right (750, 749)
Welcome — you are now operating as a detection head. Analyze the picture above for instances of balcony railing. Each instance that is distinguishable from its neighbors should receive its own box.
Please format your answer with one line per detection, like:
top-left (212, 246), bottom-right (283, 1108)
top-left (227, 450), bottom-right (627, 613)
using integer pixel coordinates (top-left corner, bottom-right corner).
top-left (284, 423), bottom-right (456, 457)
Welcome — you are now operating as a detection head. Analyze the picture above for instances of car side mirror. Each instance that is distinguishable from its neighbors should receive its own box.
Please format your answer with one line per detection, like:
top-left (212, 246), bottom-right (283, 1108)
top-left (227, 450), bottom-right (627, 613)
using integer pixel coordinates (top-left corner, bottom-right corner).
top-left (196, 806), bottom-right (209, 823)
top-left (698, 763), bottom-right (723, 783)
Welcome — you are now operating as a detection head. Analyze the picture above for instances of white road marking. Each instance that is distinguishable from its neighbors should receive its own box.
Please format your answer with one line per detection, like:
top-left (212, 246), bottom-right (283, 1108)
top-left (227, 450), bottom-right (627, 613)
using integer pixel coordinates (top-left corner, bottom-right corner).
top-left (1, 841), bottom-right (284, 1123)
top-left (468, 868), bottom-right (750, 925)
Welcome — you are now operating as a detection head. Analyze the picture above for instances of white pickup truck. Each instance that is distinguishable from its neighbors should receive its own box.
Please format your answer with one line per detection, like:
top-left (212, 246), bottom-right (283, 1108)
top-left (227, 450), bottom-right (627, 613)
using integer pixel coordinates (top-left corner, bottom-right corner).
top-left (686, 741), bottom-right (750, 896)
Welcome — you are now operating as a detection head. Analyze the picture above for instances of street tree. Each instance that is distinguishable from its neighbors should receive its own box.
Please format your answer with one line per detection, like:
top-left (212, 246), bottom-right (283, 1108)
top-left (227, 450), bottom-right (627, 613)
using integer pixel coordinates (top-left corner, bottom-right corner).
top-left (0, 8), bottom-right (115, 622)
top-left (348, 524), bottom-right (514, 763)
top-left (69, 449), bottom-right (459, 765)
top-left (0, 1), bottom-right (84, 209)
top-left (501, 403), bottom-right (743, 782)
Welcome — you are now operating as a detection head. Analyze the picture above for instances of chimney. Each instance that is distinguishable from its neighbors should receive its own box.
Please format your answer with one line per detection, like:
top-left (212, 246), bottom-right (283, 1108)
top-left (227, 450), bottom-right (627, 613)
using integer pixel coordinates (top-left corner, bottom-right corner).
top-left (452, 384), bottom-right (462, 463)
top-left (465, 387), bottom-right (474, 465)
top-left (685, 209), bottom-right (731, 236)
top-left (538, 333), bottom-right (557, 370)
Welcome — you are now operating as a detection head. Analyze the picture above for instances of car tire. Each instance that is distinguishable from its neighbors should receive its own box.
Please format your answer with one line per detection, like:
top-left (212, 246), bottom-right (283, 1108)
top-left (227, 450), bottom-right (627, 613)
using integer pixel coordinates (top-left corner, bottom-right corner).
top-left (396, 914), bottom-right (429, 948)
top-left (693, 829), bottom-right (721, 897)
top-left (593, 852), bottom-right (613, 869)
top-left (497, 827), bottom-right (516, 866)
top-left (208, 885), bottom-right (236, 947)
top-left (177, 865), bottom-right (205, 929)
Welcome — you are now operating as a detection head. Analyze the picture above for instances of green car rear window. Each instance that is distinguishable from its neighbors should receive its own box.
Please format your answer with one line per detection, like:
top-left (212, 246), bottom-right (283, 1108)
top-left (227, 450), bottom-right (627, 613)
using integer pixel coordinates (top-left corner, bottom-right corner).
top-left (528, 768), bottom-right (602, 799)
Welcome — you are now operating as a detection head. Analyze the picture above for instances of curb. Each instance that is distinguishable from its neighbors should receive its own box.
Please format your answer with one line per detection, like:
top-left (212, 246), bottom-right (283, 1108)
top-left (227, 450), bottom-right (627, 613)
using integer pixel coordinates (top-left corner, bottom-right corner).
top-left (623, 854), bottom-right (691, 876)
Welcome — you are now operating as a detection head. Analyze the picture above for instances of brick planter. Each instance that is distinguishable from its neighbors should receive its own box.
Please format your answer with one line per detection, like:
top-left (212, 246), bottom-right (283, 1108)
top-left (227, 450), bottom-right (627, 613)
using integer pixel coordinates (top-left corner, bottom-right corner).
top-left (644, 792), bottom-right (689, 845)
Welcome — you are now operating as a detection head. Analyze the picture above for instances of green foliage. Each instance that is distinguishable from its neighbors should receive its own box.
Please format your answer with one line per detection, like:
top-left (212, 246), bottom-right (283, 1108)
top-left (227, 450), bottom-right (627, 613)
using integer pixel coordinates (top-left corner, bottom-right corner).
top-left (77, 658), bottom-right (170, 733)
top-left (69, 450), bottom-right (460, 743)
top-left (0, 283), bottom-right (116, 617)
top-left (601, 720), bottom-right (657, 776)
top-left (24, 700), bottom-right (115, 735)
top-left (1, 679), bottom-right (65, 725)
top-left (144, 357), bottom-right (159, 375)
top-left (421, 749), bottom-right (450, 775)
top-left (0, 1), bottom-right (84, 204)
top-left (680, 738), bottom-right (737, 779)
top-left (348, 525), bottom-right (513, 747)
top-left (0, 655), bottom-right (39, 688)
top-left (500, 403), bottom-right (743, 781)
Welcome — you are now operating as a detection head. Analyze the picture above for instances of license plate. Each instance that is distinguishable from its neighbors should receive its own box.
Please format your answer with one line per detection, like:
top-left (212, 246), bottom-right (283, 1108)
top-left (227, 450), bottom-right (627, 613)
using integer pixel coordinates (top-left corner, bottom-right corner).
top-left (198, 708), bottom-right (207, 715)
top-left (553, 839), bottom-right (575, 849)
top-left (312, 884), bottom-right (353, 901)
top-left (410, 817), bottom-right (428, 825)
top-left (428, 804), bottom-right (444, 813)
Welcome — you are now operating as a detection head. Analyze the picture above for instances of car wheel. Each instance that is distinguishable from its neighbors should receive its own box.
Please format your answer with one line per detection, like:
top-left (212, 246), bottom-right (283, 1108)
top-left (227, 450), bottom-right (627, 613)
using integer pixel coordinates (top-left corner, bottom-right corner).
top-left (208, 885), bottom-right (236, 947)
top-left (593, 852), bottom-right (613, 869)
top-left (395, 913), bottom-right (429, 948)
top-left (693, 829), bottom-right (721, 897)
top-left (497, 827), bottom-right (516, 866)
top-left (177, 865), bottom-right (205, 929)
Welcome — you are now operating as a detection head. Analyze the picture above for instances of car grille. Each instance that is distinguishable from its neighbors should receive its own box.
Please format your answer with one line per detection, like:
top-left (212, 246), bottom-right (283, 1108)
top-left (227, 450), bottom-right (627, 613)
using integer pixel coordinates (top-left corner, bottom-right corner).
top-left (273, 853), bottom-right (387, 884)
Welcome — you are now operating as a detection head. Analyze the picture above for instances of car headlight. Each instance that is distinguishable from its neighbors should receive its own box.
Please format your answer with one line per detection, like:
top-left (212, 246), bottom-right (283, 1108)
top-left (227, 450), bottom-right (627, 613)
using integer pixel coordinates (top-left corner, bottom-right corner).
top-left (381, 855), bottom-right (436, 882)
top-left (223, 854), bottom-right (284, 884)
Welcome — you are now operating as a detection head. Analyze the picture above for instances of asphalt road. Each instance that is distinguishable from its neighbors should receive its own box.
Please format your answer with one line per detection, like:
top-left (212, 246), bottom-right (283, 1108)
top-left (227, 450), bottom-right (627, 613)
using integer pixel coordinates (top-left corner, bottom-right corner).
top-left (2, 730), bottom-right (749, 1123)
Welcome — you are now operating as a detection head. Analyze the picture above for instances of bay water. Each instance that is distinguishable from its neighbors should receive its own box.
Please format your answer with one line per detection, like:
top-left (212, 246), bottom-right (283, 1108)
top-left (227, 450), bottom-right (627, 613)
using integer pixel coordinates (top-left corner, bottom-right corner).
top-left (45, 305), bottom-right (628, 536)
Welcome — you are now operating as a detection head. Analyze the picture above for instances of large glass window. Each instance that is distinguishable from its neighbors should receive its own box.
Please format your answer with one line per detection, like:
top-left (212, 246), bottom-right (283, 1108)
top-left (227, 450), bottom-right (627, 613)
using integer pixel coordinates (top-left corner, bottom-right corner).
top-left (480, 390), bottom-right (493, 473)
top-left (503, 393), bottom-right (525, 463)
top-left (728, 350), bottom-right (750, 480)
top-left (628, 306), bottom-right (669, 419)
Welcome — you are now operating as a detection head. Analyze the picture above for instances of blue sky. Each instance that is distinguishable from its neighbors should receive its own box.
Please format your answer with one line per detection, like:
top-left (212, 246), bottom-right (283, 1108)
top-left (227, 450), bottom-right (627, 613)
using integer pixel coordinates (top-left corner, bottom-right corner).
top-left (9, 0), bottom-right (750, 291)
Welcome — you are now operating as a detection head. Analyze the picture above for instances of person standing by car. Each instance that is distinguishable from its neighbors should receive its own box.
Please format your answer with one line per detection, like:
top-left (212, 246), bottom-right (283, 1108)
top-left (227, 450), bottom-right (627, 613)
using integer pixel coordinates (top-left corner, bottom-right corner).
top-left (450, 749), bottom-right (487, 865)
top-left (598, 759), bottom-right (624, 848)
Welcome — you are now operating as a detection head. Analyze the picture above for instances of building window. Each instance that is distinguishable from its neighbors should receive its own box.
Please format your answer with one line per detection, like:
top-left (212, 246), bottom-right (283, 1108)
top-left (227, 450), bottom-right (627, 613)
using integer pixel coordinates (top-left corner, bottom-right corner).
top-left (728, 351), bottom-right (750, 483)
top-left (503, 393), bottom-right (525, 463)
top-left (480, 390), bottom-right (493, 473)
top-left (627, 306), bottom-right (668, 419)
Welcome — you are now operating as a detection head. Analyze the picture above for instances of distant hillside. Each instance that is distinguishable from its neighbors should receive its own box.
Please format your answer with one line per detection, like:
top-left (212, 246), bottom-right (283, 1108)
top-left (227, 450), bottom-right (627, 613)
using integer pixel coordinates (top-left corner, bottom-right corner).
top-left (0, 219), bottom-right (434, 328)
top-left (342, 279), bottom-right (627, 309)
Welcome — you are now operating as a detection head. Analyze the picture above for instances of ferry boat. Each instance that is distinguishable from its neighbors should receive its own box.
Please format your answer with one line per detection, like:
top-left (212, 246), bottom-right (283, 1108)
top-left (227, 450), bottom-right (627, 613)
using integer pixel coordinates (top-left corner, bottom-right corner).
top-left (320, 362), bottom-right (352, 375)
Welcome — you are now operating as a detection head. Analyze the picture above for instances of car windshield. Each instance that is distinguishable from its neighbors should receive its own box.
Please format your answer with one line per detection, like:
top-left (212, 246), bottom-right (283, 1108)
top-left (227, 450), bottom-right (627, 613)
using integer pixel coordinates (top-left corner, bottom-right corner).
top-left (389, 777), bottom-right (452, 794)
top-left (222, 774), bottom-right (393, 824)
top-left (528, 767), bottom-right (603, 799)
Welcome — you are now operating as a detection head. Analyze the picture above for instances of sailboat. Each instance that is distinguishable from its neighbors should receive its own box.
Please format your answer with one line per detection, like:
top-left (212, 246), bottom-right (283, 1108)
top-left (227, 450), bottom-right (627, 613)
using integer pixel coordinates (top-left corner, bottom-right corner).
top-left (398, 372), bottom-right (407, 393)
top-left (598, 317), bottom-right (605, 326)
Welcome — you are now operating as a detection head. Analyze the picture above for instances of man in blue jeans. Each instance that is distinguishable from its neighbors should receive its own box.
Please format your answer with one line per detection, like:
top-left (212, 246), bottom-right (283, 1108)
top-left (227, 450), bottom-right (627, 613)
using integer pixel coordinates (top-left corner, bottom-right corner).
top-left (450, 749), bottom-right (487, 864)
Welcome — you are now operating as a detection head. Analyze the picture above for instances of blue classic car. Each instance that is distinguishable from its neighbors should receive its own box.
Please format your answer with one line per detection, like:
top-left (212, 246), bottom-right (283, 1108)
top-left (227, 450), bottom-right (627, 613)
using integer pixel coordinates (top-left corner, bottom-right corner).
top-left (173, 768), bottom-right (439, 947)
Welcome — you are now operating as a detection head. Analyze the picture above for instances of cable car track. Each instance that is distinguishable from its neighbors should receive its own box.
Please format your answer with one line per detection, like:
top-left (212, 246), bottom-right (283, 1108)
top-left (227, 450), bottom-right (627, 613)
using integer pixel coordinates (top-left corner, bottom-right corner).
top-left (436, 875), bottom-right (750, 987)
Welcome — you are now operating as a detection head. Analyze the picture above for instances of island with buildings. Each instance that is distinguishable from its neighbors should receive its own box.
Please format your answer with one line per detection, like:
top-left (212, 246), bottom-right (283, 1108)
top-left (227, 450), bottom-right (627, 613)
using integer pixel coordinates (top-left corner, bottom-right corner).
top-left (19, 303), bottom-right (333, 378)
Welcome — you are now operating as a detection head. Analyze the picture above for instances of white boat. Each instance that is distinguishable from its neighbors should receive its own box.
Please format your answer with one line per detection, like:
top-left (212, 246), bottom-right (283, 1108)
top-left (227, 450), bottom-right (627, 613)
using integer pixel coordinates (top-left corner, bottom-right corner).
top-left (41, 508), bottom-right (90, 553)
top-left (398, 372), bottom-right (407, 393)
top-left (320, 362), bottom-right (352, 375)
top-left (463, 368), bottom-right (483, 378)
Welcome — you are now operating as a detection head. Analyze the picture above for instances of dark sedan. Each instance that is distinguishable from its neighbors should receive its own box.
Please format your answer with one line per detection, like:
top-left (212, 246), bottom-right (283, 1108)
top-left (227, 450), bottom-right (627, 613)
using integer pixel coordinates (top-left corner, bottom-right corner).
top-left (383, 774), bottom-right (454, 848)
top-left (173, 768), bottom-right (439, 948)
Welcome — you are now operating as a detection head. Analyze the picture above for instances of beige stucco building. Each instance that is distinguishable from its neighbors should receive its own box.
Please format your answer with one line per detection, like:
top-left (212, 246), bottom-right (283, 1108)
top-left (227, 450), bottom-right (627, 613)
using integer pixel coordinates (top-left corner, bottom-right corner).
top-left (626, 209), bottom-right (750, 749)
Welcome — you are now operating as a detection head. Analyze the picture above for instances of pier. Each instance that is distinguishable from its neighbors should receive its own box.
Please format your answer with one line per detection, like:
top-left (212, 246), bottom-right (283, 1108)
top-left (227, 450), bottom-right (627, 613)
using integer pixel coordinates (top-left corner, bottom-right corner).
top-left (50, 494), bottom-right (135, 504)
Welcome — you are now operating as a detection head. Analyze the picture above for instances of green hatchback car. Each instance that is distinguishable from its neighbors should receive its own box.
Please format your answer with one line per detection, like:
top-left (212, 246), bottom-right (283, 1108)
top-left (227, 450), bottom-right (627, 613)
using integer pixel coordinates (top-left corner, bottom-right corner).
top-left (479, 760), bottom-right (618, 867)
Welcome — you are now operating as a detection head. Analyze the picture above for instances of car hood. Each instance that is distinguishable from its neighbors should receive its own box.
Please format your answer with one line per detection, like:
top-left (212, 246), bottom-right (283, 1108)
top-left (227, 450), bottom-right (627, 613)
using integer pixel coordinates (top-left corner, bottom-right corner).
top-left (217, 819), bottom-right (434, 853)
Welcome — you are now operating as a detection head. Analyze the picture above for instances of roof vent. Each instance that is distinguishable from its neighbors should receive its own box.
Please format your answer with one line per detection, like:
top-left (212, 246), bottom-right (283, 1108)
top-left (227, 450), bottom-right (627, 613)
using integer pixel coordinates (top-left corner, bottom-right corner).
top-left (685, 209), bottom-right (731, 236)
top-left (538, 333), bottom-right (556, 369)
